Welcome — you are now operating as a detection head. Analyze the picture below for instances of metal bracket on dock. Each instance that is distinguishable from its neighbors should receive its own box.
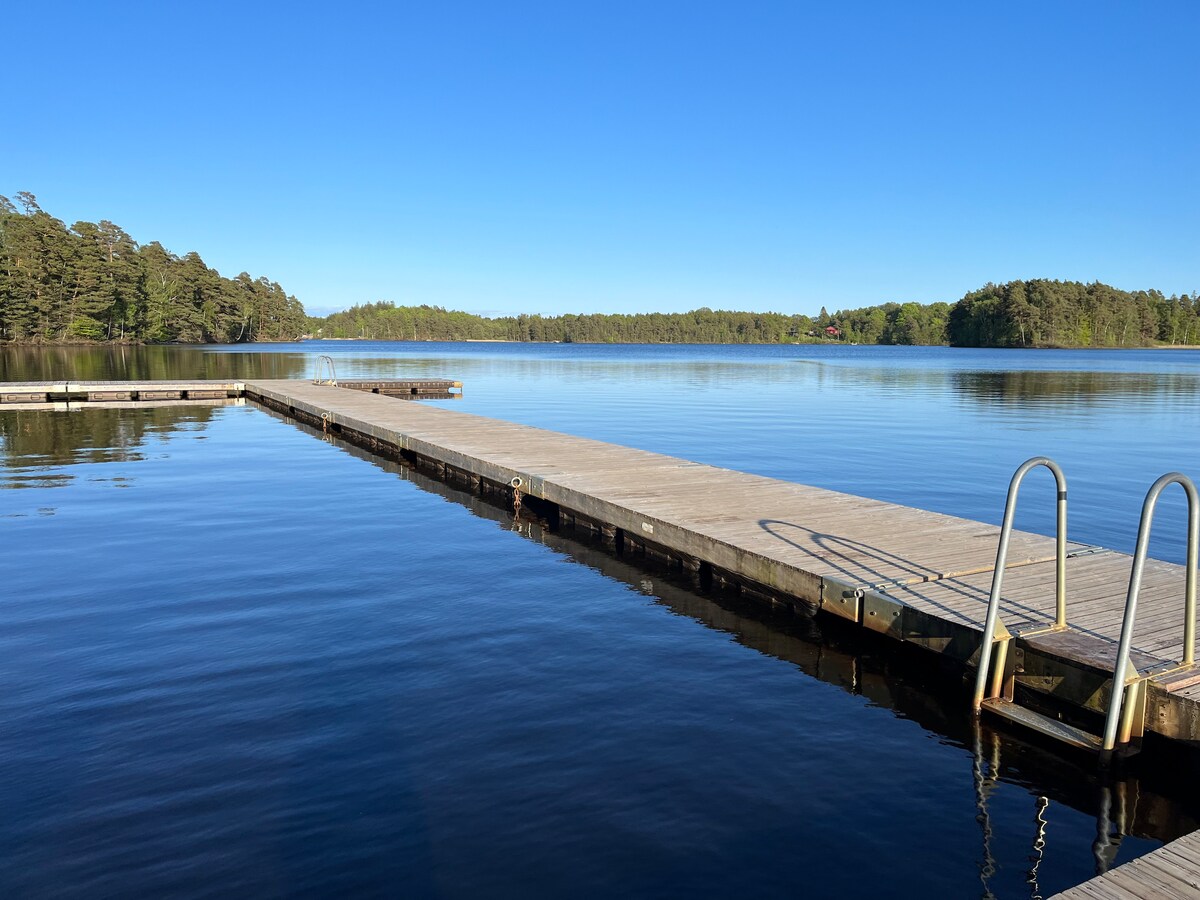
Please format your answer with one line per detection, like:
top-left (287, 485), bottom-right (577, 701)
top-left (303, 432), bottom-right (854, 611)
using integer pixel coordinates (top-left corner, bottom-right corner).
top-left (1066, 545), bottom-right (1110, 559)
top-left (861, 590), bottom-right (906, 638)
top-left (821, 576), bottom-right (865, 622)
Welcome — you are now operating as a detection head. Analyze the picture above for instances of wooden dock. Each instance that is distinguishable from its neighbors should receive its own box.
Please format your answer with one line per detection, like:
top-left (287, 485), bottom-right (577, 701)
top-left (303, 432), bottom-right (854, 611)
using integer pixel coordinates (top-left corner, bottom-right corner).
top-left (240, 378), bottom-right (1200, 747)
top-left (0, 380), bottom-right (243, 406)
top-left (1051, 829), bottom-right (1200, 898)
top-left (7, 376), bottom-right (1200, 896)
top-left (4, 375), bottom-right (1199, 745)
top-left (0, 378), bottom-right (462, 408)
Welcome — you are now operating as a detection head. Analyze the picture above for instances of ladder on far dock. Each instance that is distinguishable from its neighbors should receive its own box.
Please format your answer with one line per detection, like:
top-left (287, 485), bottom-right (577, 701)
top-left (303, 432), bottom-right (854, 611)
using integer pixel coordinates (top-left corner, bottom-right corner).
top-left (312, 354), bottom-right (463, 398)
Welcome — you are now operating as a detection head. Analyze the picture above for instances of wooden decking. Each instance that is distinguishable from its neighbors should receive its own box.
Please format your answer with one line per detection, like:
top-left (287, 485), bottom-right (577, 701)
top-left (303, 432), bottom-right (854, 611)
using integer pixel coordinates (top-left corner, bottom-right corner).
top-left (0, 379), bottom-right (461, 407)
top-left (0, 380), bottom-right (243, 406)
top-left (240, 378), bottom-right (1200, 745)
top-left (1051, 829), bottom-right (1200, 898)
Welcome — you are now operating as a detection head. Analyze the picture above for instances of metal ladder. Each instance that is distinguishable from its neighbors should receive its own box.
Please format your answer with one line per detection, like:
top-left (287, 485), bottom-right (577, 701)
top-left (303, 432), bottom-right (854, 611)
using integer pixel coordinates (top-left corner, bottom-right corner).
top-left (970, 719), bottom-right (1135, 894)
top-left (313, 355), bottom-right (338, 386)
top-left (973, 459), bottom-right (1199, 757)
top-left (1099, 474), bottom-right (1197, 755)
top-left (973, 457), bottom-right (1069, 709)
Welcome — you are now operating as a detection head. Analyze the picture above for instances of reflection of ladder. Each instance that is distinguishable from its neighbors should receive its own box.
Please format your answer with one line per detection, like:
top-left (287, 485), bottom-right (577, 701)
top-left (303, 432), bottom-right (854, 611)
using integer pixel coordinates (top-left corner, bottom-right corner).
top-left (973, 458), bottom-right (1199, 757)
top-left (972, 725), bottom-right (1051, 898)
top-left (971, 720), bottom-right (1134, 898)
top-left (313, 355), bottom-right (338, 386)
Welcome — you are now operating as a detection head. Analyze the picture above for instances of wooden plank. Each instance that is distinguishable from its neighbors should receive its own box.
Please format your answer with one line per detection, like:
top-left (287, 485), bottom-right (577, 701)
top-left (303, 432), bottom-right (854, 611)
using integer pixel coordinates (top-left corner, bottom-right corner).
top-left (1051, 830), bottom-right (1200, 899)
top-left (87, 390), bottom-right (133, 402)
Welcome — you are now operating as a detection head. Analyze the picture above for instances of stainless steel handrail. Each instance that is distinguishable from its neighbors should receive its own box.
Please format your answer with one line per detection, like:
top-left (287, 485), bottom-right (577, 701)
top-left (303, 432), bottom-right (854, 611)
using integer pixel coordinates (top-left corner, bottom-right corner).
top-left (1101, 473), bottom-right (1199, 752)
top-left (973, 457), bottom-right (1068, 710)
top-left (313, 355), bottom-right (338, 386)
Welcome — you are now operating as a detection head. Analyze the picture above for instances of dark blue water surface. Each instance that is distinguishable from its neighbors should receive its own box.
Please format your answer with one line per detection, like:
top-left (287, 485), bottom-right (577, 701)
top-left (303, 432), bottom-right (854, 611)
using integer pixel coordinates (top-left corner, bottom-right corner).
top-left (3, 342), bottom-right (1200, 898)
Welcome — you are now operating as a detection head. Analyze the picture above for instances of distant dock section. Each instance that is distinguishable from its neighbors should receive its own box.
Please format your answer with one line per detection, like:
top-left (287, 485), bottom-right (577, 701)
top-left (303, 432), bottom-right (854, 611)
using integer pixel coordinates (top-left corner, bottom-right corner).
top-left (0, 379), bottom-right (462, 408)
top-left (0, 380), bottom-right (242, 406)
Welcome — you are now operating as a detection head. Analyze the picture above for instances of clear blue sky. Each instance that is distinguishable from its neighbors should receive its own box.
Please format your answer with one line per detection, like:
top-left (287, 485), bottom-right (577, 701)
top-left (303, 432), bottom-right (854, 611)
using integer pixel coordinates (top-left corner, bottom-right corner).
top-left (5, 1), bottom-right (1197, 317)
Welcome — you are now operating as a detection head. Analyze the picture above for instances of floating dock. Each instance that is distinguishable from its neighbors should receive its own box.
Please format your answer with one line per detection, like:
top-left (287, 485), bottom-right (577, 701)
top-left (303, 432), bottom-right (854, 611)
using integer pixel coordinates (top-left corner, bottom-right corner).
top-left (264, 407), bottom-right (1200, 891)
top-left (4, 375), bottom-right (1199, 747)
top-left (7, 376), bottom-right (1200, 894)
top-left (239, 378), bottom-right (1200, 750)
top-left (0, 380), bottom-right (243, 405)
top-left (0, 379), bottom-right (462, 408)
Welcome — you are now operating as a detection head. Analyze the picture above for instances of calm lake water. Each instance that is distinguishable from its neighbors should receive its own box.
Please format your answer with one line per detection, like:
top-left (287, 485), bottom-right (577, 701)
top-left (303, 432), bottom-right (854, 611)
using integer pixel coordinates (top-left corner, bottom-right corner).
top-left (3, 342), bottom-right (1200, 898)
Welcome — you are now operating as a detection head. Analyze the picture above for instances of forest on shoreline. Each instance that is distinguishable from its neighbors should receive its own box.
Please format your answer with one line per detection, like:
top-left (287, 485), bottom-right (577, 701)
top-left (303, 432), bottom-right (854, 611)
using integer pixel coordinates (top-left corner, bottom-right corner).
top-left (0, 193), bottom-right (305, 343)
top-left (318, 280), bottom-right (1200, 348)
top-left (3, 195), bottom-right (1196, 348)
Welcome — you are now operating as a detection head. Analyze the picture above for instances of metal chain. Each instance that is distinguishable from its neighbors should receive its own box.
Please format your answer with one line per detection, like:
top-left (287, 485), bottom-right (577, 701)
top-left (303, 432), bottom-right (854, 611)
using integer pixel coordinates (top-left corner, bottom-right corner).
top-left (510, 476), bottom-right (523, 521)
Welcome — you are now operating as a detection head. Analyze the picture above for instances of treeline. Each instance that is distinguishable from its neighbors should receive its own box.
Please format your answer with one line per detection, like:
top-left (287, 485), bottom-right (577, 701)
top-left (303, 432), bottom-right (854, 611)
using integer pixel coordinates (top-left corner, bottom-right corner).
top-left (320, 302), bottom-right (958, 344)
top-left (0, 193), bottom-right (306, 343)
top-left (947, 280), bottom-right (1200, 348)
top-left (4, 193), bottom-right (1194, 349)
top-left (832, 301), bottom-right (952, 345)
top-left (319, 281), bottom-right (1200, 348)
top-left (319, 302), bottom-right (835, 343)
top-left (317, 299), bottom-right (974, 346)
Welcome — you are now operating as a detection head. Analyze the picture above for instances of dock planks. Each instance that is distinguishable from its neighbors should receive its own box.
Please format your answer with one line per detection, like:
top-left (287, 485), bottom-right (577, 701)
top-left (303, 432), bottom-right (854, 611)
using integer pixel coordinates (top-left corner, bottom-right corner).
top-left (0, 378), bottom-right (461, 408)
top-left (1051, 829), bottom-right (1200, 899)
top-left (0, 380), bottom-right (243, 408)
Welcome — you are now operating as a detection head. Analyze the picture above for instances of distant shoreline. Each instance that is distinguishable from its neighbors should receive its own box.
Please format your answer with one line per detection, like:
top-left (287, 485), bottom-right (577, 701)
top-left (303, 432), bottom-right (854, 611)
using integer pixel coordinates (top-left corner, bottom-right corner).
top-left (4, 337), bottom-right (1199, 350)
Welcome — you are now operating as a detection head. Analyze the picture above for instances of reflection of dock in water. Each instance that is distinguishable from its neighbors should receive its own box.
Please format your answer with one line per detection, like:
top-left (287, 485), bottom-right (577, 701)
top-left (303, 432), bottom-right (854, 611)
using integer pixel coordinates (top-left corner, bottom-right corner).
top-left (265, 403), bottom-right (1200, 895)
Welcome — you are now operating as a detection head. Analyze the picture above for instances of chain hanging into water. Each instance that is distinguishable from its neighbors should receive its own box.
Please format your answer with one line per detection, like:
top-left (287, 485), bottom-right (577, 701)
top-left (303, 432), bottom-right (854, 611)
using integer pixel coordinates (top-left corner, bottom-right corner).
top-left (510, 476), bottom-right (523, 526)
top-left (321, 413), bottom-right (330, 434)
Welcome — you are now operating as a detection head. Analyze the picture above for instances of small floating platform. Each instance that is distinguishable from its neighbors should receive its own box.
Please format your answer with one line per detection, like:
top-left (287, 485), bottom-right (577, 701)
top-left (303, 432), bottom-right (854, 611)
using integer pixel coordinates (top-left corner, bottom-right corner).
top-left (334, 379), bottom-right (462, 398)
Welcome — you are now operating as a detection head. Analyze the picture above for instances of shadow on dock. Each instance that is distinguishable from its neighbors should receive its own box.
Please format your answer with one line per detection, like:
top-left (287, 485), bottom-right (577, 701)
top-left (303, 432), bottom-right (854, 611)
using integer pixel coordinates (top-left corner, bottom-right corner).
top-left (760, 518), bottom-right (944, 585)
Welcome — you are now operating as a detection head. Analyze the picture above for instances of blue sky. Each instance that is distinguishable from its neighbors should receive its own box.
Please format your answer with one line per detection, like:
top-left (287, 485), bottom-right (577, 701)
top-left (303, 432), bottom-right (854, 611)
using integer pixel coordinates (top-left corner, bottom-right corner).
top-left (5, 2), bottom-right (1197, 317)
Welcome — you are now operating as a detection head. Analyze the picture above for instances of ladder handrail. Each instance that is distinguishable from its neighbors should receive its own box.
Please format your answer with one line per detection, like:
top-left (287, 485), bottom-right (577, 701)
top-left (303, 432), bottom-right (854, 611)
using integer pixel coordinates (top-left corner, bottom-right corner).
top-left (973, 457), bottom-right (1068, 710)
top-left (313, 355), bottom-right (338, 386)
top-left (1101, 473), bottom-right (1199, 752)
